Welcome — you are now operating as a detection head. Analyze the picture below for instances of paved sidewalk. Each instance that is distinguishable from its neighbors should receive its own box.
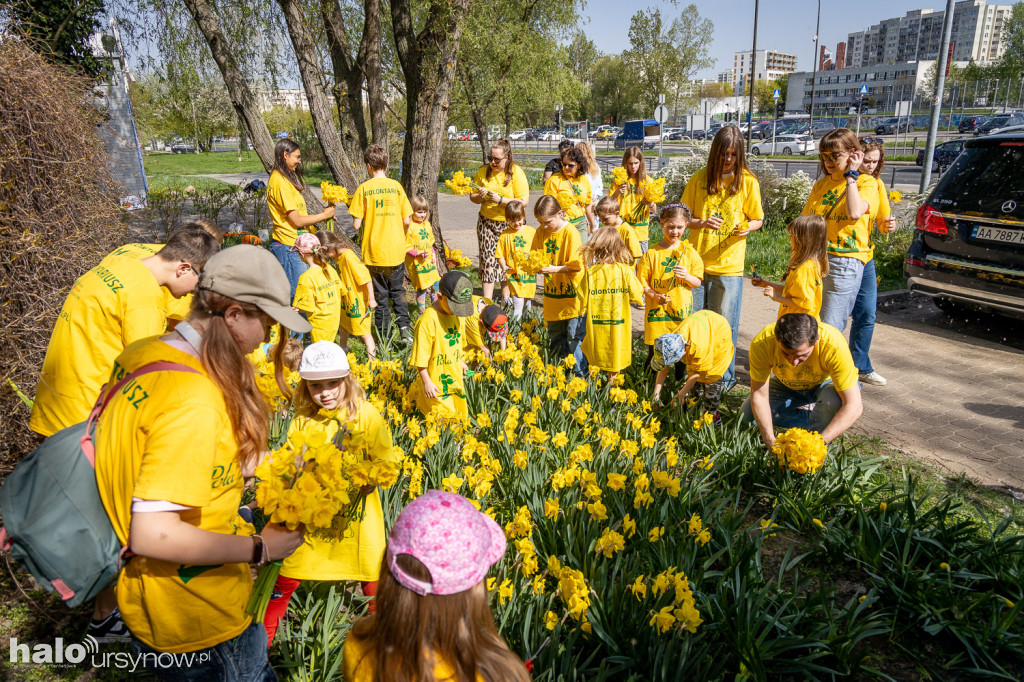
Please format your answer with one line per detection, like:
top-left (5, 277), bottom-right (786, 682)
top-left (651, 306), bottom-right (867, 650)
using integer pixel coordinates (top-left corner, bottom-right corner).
top-left (436, 193), bottom-right (1024, 492)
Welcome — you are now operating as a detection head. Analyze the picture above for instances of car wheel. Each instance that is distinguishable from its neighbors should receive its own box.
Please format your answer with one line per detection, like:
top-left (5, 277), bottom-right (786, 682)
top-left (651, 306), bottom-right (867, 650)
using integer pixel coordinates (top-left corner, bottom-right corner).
top-left (782, 147), bottom-right (792, 155)
top-left (931, 159), bottom-right (939, 174)
top-left (750, 147), bottom-right (760, 156)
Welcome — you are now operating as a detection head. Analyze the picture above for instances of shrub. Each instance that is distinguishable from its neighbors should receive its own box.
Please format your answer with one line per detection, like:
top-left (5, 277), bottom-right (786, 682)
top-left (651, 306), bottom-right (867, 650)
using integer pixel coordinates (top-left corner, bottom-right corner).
top-left (0, 38), bottom-right (131, 469)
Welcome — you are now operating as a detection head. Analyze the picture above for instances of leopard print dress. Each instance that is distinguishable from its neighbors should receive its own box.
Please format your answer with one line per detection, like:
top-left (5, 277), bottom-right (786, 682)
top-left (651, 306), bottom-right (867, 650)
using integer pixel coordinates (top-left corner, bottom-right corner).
top-left (476, 214), bottom-right (508, 283)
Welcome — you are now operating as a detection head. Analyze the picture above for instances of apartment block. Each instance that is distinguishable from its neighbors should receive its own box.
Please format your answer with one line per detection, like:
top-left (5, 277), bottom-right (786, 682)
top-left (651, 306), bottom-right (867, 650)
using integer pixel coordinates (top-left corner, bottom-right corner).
top-left (732, 49), bottom-right (798, 95)
top-left (847, 1), bottom-right (1013, 67)
top-left (257, 89), bottom-right (310, 113)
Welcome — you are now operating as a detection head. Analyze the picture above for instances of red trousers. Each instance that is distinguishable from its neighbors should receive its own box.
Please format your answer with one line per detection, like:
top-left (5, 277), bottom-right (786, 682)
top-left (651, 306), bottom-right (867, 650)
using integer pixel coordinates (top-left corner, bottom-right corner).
top-left (262, 576), bottom-right (378, 645)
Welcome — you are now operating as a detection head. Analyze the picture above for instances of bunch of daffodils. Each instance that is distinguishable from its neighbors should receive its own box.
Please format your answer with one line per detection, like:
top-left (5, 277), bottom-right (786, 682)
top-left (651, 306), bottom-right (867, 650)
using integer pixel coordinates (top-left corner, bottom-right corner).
top-left (772, 427), bottom-right (828, 474)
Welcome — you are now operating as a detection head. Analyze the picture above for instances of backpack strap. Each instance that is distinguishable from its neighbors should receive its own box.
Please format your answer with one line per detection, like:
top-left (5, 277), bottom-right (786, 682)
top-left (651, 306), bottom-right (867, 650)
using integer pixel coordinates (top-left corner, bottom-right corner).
top-left (80, 362), bottom-right (201, 467)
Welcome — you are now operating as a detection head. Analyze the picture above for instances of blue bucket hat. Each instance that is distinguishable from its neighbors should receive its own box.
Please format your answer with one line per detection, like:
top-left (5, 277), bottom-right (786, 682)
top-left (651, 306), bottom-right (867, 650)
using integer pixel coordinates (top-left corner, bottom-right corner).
top-left (652, 334), bottom-right (687, 372)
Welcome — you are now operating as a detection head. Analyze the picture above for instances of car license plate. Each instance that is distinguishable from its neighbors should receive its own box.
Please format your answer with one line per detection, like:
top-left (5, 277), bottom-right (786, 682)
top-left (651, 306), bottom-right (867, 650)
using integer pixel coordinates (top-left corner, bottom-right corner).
top-left (971, 225), bottom-right (1024, 245)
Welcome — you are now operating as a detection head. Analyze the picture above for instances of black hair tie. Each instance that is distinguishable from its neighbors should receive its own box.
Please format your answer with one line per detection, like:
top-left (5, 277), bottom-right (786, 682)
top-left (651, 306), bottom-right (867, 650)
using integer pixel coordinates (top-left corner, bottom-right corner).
top-left (209, 310), bottom-right (225, 318)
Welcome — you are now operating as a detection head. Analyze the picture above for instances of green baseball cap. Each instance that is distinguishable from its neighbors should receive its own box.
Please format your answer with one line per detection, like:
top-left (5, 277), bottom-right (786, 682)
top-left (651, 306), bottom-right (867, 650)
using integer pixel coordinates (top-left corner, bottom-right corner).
top-left (439, 271), bottom-right (474, 317)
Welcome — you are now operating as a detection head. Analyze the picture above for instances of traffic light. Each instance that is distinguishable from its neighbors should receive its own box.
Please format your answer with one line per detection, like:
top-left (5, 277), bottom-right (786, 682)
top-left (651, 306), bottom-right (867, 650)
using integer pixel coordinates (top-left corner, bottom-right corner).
top-left (775, 101), bottom-right (784, 117)
top-left (725, 112), bottom-right (732, 122)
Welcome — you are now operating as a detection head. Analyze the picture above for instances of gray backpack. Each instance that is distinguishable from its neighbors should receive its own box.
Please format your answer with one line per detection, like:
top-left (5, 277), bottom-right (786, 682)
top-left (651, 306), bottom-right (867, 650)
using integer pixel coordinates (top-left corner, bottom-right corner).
top-left (0, 362), bottom-right (198, 608)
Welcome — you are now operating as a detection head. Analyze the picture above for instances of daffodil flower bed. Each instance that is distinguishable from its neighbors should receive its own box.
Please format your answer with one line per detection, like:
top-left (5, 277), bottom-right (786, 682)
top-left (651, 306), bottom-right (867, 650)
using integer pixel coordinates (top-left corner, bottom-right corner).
top-left (264, 318), bottom-right (1024, 679)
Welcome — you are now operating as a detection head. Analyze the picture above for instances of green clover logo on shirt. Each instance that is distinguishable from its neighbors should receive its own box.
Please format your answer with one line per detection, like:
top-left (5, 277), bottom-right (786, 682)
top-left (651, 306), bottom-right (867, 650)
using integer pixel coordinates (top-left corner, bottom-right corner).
top-left (444, 326), bottom-right (461, 347)
top-left (822, 189), bottom-right (840, 208)
top-left (513, 235), bottom-right (527, 249)
top-left (545, 238), bottom-right (559, 255)
top-left (419, 228), bottom-right (429, 240)
top-left (660, 255), bottom-right (678, 274)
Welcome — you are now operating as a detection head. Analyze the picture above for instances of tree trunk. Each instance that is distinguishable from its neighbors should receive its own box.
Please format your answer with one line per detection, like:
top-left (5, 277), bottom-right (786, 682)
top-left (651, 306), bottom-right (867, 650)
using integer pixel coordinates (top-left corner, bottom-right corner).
top-left (361, 0), bottom-right (388, 149)
top-left (277, 0), bottom-right (359, 191)
top-left (237, 112), bottom-right (247, 162)
top-left (181, 0), bottom-right (334, 239)
top-left (459, 64), bottom-right (490, 162)
top-left (321, 0), bottom-right (370, 153)
top-left (393, 0), bottom-right (471, 247)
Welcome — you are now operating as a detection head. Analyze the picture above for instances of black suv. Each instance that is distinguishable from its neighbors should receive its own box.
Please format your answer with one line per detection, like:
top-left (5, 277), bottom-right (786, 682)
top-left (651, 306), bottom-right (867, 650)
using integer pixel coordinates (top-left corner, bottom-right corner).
top-left (905, 132), bottom-right (1024, 319)
top-left (874, 117), bottom-right (914, 135)
top-left (915, 139), bottom-right (964, 173)
top-left (974, 112), bottom-right (1024, 136)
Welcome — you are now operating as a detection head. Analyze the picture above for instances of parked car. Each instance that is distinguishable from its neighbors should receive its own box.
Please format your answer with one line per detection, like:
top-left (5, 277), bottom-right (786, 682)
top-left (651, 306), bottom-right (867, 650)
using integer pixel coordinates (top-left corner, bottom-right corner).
top-left (975, 112), bottom-right (1024, 136)
top-left (749, 134), bottom-right (816, 156)
top-left (595, 128), bottom-right (618, 139)
top-left (667, 128), bottom-right (688, 140)
top-left (509, 130), bottom-right (527, 141)
top-left (874, 117), bottom-right (914, 135)
top-left (170, 142), bottom-right (196, 154)
top-left (958, 115), bottom-right (990, 134)
top-left (523, 129), bottom-right (540, 141)
top-left (905, 131), bottom-right (1024, 320)
top-left (915, 139), bottom-right (964, 173)
top-left (749, 121), bottom-right (777, 139)
top-left (539, 130), bottom-right (561, 141)
top-left (614, 119), bottom-right (660, 149)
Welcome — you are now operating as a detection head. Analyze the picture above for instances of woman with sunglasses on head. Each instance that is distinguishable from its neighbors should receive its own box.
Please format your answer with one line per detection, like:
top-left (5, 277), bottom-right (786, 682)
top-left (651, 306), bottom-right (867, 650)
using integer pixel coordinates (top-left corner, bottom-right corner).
top-left (801, 128), bottom-right (880, 384)
top-left (843, 137), bottom-right (897, 386)
top-left (470, 139), bottom-right (530, 302)
top-left (544, 145), bottom-right (597, 244)
top-left (94, 245), bottom-right (308, 680)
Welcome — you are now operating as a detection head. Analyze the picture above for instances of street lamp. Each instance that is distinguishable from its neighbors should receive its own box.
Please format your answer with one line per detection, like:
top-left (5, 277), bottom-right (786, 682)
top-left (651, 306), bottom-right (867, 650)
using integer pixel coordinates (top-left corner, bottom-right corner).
top-left (808, 0), bottom-right (821, 126)
top-left (555, 104), bottom-right (563, 134)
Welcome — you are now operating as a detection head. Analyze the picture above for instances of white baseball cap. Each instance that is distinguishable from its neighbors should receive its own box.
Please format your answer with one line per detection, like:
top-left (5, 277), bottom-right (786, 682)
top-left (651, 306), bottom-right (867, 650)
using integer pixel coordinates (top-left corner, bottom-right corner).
top-left (298, 341), bottom-right (350, 380)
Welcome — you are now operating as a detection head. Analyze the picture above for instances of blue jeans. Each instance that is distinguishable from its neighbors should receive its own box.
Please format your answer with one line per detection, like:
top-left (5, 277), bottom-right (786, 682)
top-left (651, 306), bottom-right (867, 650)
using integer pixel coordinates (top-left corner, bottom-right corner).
top-left (850, 258), bottom-right (877, 374)
top-left (130, 623), bottom-right (276, 682)
top-left (691, 274), bottom-right (742, 386)
top-left (269, 241), bottom-right (307, 302)
top-left (820, 255), bottom-right (865, 334)
top-left (548, 315), bottom-right (587, 376)
top-left (739, 377), bottom-right (848, 433)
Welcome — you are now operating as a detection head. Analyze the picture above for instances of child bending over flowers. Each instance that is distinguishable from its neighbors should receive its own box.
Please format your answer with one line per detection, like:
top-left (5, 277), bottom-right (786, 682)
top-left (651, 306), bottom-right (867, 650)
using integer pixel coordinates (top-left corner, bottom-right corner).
top-left (262, 341), bottom-right (397, 644)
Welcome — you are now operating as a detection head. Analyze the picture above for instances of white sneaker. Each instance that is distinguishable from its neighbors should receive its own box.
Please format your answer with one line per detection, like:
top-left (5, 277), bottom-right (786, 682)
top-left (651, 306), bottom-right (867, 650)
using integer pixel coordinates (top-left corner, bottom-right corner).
top-left (859, 371), bottom-right (887, 386)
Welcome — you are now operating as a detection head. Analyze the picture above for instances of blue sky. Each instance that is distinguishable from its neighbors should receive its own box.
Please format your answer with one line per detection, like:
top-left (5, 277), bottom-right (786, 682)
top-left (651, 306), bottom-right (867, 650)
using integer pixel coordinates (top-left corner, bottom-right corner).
top-left (579, 0), bottom-right (947, 77)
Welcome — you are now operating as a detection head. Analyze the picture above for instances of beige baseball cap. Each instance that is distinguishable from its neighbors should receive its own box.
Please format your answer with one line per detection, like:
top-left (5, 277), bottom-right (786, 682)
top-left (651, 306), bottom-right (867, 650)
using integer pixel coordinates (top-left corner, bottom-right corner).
top-left (197, 245), bottom-right (311, 333)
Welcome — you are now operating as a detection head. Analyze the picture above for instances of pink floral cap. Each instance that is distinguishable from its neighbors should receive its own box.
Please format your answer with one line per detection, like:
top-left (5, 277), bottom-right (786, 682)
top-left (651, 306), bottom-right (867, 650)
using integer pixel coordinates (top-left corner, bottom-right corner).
top-left (290, 233), bottom-right (320, 254)
top-left (387, 490), bottom-right (506, 596)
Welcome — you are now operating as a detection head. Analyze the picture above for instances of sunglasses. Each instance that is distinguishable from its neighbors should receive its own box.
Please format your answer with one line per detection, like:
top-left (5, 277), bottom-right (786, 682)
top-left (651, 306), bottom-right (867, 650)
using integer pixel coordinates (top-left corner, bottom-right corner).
top-left (561, 162), bottom-right (578, 169)
top-left (488, 155), bottom-right (506, 163)
top-left (860, 136), bottom-right (883, 145)
top-left (818, 151), bottom-right (848, 162)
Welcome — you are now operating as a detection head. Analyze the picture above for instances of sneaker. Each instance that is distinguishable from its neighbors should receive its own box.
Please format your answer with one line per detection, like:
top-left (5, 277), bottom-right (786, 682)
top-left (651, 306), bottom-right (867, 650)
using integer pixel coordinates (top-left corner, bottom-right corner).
top-left (89, 608), bottom-right (131, 643)
top-left (859, 371), bottom-right (887, 386)
top-left (400, 327), bottom-right (414, 344)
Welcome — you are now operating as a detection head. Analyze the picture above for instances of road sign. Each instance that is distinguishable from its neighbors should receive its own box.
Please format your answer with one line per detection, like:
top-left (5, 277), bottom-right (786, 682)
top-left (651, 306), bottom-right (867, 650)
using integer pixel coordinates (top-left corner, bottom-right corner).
top-left (860, 84), bottom-right (868, 95)
top-left (772, 88), bottom-right (781, 100)
top-left (653, 105), bottom-right (669, 124)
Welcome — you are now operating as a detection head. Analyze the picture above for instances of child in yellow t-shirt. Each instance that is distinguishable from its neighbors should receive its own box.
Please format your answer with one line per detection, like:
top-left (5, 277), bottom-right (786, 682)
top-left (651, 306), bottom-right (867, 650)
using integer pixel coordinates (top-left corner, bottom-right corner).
top-left (321, 232), bottom-right (377, 359)
top-left (531, 195), bottom-right (585, 371)
top-left (650, 309), bottom-right (734, 417)
top-left (609, 146), bottom-right (656, 250)
top-left (408, 271), bottom-right (474, 421)
top-left (636, 203), bottom-right (703, 370)
top-left (494, 199), bottom-right (537, 321)
top-left (262, 341), bottom-right (396, 644)
top-left (595, 196), bottom-right (642, 264)
top-left (578, 227), bottom-right (644, 380)
top-left (405, 195), bottom-right (440, 313)
top-left (752, 215), bottom-right (828, 320)
top-left (292, 233), bottom-right (341, 343)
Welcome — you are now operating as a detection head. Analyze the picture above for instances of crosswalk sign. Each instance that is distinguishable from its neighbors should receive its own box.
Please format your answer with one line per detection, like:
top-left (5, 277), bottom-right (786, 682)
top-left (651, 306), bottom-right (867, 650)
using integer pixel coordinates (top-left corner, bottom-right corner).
top-left (772, 88), bottom-right (781, 100)
top-left (860, 84), bottom-right (868, 95)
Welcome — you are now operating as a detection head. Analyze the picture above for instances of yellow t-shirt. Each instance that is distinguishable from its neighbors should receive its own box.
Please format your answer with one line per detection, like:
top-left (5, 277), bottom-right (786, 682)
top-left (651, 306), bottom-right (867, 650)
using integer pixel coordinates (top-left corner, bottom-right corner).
top-left (678, 310), bottom-right (734, 383)
top-left (30, 256), bottom-right (167, 437)
top-left (614, 222), bottom-right (643, 259)
top-left (473, 165), bottom-right (530, 221)
top-left (94, 338), bottom-right (254, 653)
top-left (336, 249), bottom-right (374, 337)
top-left (267, 170), bottom-right (307, 247)
top-left (801, 173), bottom-right (879, 264)
top-left (494, 225), bottom-right (538, 298)
top-left (778, 259), bottom-right (823, 320)
top-left (101, 243), bottom-right (193, 322)
top-left (681, 168), bottom-right (764, 276)
top-left (749, 321), bottom-right (858, 392)
top-left (636, 242), bottom-right (704, 346)
top-left (342, 630), bottom-right (485, 682)
top-left (281, 403), bottom-right (394, 581)
top-left (463, 296), bottom-right (494, 352)
top-left (349, 177), bottom-right (413, 267)
top-left (409, 306), bottom-right (467, 420)
top-left (531, 224), bottom-right (584, 322)
top-left (579, 263), bottom-right (644, 372)
top-left (293, 264), bottom-right (342, 343)
top-left (543, 172), bottom-right (592, 224)
top-left (611, 177), bottom-right (651, 241)
top-left (405, 220), bottom-right (440, 290)
top-left (874, 177), bottom-right (891, 233)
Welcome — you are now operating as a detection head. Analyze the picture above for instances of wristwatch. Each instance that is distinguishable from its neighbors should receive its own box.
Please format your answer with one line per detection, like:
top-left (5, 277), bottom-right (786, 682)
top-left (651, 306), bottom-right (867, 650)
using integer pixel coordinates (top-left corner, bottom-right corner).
top-left (843, 170), bottom-right (860, 180)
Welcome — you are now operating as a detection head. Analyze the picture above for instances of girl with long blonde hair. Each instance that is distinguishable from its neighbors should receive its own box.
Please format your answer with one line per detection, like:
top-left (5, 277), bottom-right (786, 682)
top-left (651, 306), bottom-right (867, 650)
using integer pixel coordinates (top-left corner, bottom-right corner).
top-left (752, 215), bottom-right (829, 319)
top-left (610, 146), bottom-right (655, 251)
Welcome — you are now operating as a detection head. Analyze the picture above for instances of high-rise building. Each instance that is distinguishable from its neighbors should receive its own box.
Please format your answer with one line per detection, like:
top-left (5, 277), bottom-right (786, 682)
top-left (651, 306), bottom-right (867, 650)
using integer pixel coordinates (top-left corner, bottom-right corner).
top-left (847, 1), bottom-right (1012, 68)
top-left (732, 49), bottom-right (797, 95)
top-left (717, 70), bottom-right (733, 83)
